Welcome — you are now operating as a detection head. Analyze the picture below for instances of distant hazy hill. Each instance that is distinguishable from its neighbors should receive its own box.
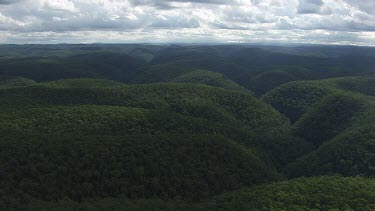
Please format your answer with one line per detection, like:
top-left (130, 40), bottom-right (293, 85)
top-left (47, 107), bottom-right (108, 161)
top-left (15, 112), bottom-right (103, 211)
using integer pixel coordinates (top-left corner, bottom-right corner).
top-left (1, 44), bottom-right (375, 94)
top-left (0, 52), bottom-right (144, 82)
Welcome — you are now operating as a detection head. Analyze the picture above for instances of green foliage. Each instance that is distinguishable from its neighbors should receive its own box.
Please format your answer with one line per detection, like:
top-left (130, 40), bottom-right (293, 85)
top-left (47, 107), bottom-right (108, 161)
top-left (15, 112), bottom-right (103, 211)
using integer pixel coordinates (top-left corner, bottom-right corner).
top-left (262, 81), bottom-right (336, 122)
top-left (5, 174), bottom-right (374, 211)
top-left (263, 77), bottom-right (375, 176)
top-left (129, 47), bottom-right (155, 63)
top-left (0, 52), bottom-right (144, 82)
top-left (0, 105), bottom-right (246, 139)
top-left (1, 45), bottom-right (375, 210)
top-left (199, 176), bottom-right (375, 211)
top-left (257, 74), bottom-right (375, 173)
top-left (171, 69), bottom-right (249, 92)
top-left (8, 198), bottom-right (192, 211)
top-left (0, 82), bottom-right (289, 140)
top-left (334, 77), bottom-right (375, 96)
top-left (0, 79), bottom-right (291, 209)
top-left (39, 78), bottom-right (126, 89)
top-left (0, 133), bottom-right (277, 207)
top-left (131, 64), bottom-right (190, 83)
top-left (287, 125), bottom-right (375, 177)
top-left (259, 134), bottom-right (315, 170)
top-left (293, 93), bottom-right (365, 146)
top-left (0, 75), bottom-right (36, 89)
top-left (1, 44), bottom-right (375, 94)
top-left (249, 70), bottom-right (298, 95)
top-left (132, 66), bottom-right (249, 92)
top-left (27, 176), bottom-right (374, 211)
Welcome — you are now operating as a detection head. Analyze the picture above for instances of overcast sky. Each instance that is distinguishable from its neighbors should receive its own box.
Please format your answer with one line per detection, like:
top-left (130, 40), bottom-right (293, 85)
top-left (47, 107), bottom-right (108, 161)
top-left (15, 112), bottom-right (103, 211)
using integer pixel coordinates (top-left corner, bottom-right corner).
top-left (0, 0), bottom-right (375, 45)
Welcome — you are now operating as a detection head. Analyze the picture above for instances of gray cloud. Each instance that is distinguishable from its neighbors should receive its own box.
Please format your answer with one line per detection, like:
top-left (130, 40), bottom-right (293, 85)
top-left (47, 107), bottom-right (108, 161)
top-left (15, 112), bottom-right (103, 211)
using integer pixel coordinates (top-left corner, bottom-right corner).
top-left (344, 0), bottom-right (375, 14)
top-left (150, 16), bottom-right (200, 28)
top-left (0, 0), bottom-right (374, 45)
top-left (170, 0), bottom-right (229, 4)
top-left (297, 0), bottom-right (324, 14)
top-left (0, 0), bottom-right (22, 4)
top-left (130, 0), bottom-right (230, 9)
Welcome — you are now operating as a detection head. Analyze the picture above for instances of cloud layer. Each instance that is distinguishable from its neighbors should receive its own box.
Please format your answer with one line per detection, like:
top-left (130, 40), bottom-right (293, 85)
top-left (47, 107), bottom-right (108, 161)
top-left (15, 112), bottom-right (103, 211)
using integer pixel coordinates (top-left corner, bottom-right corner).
top-left (0, 0), bottom-right (374, 45)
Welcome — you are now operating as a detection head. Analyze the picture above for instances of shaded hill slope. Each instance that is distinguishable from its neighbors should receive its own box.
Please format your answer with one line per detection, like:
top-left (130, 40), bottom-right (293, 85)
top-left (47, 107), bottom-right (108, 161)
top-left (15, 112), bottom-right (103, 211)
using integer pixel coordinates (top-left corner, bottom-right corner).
top-left (263, 77), bottom-right (375, 177)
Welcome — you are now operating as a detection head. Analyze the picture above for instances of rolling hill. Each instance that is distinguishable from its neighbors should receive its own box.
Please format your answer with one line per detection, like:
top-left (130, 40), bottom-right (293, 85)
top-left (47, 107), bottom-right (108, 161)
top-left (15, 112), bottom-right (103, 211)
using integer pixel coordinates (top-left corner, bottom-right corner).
top-left (1, 44), bottom-right (375, 210)
top-left (263, 77), bottom-right (375, 178)
top-left (8, 176), bottom-right (374, 210)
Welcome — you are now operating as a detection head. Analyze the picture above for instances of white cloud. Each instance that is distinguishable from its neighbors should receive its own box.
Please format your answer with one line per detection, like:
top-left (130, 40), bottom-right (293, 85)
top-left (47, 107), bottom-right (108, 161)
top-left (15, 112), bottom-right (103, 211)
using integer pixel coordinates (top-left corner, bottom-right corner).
top-left (44, 0), bottom-right (77, 12)
top-left (0, 0), bottom-right (373, 45)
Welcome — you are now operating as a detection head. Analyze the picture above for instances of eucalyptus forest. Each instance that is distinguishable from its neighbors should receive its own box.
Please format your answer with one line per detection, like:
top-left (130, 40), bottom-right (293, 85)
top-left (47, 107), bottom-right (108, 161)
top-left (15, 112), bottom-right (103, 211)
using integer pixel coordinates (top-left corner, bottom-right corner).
top-left (0, 44), bottom-right (374, 210)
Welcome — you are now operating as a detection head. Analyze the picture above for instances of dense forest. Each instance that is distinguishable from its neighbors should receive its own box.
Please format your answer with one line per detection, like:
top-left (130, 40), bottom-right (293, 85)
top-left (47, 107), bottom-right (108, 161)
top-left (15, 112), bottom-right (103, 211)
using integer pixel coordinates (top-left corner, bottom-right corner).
top-left (0, 44), bottom-right (374, 210)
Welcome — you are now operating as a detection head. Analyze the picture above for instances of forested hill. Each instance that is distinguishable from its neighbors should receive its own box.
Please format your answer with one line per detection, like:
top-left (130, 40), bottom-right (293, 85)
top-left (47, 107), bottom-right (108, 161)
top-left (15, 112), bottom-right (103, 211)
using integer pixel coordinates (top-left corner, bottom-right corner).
top-left (1, 44), bottom-right (375, 94)
top-left (0, 44), bottom-right (374, 210)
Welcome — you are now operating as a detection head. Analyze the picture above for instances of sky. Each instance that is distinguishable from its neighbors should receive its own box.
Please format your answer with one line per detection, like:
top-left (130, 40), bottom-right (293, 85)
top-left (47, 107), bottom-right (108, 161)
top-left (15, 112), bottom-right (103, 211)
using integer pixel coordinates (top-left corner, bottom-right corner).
top-left (0, 0), bottom-right (375, 45)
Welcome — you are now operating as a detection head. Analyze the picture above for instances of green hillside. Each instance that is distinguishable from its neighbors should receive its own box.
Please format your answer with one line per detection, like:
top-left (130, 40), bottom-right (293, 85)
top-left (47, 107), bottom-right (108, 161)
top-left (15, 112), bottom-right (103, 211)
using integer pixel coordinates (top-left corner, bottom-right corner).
top-left (0, 133), bottom-right (277, 207)
top-left (334, 77), bottom-right (375, 96)
top-left (170, 69), bottom-right (249, 92)
top-left (262, 81), bottom-right (336, 122)
top-left (1, 44), bottom-right (375, 210)
top-left (0, 52), bottom-right (144, 82)
top-left (10, 176), bottom-right (375, 211)
top-left (0, 76), bottom-right (36, 89)
top-left (293, 93), bottom-right (365, 146)
top-left (249, 70), bottom-right (298, 95)
top-left (0, 81), bottom-right (289, 140)
top-left (1, 45), bottom-right (374, 94)
top-left (0, 78), bottom-right (292, 209)
top-left (199, 176), bottom-right (375, 211)
top-left (287, 125), bottom-right (375, 177)
top-left (38, 78), bottom-right (126, 88)
top-left (0, 105), bottom-right (249, 139)
top-left (263, 77), bottom-right (375, 177)
top-left (132, 65), bottom-right (249, 92)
